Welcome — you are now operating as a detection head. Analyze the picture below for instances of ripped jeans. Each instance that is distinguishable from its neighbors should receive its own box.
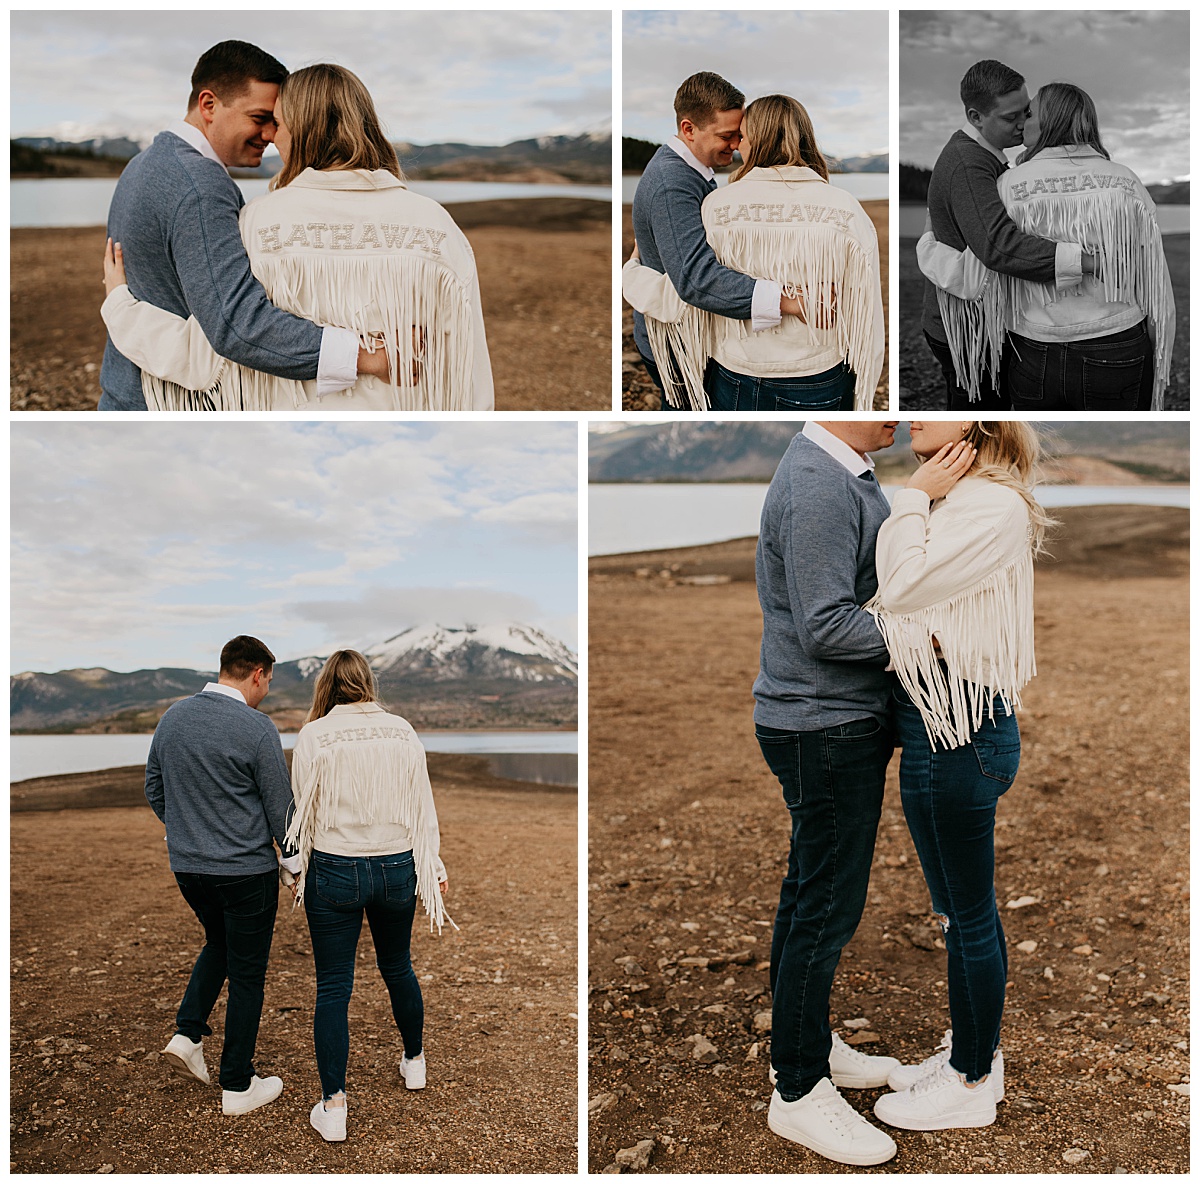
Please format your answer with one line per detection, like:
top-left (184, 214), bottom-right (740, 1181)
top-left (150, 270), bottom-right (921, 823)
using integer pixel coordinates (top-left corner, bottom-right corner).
top-left (893, 684), bottom-right (1020, 1083)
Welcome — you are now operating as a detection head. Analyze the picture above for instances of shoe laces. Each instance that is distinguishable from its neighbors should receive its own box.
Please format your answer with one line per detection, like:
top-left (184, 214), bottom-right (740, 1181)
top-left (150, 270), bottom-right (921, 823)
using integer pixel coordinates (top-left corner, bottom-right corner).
top-left (814, 1089), bottom-right (870, 1135)
top-left (832, 1033), bottom-right (875, 1065)
top-left (911, 1062), bottom-right (958, 1097)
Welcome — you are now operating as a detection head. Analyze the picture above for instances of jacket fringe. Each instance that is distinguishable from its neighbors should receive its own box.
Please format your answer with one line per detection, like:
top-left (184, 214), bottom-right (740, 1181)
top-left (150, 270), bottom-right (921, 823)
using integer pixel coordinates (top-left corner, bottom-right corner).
top-left (143, 254), bottom-right (475, 411)
top-left (1001, 190), bottom-right (1174, 409)
top-left (285, 740), bottom-right (453, 934)
top-left (866, 552), bottom-right (1036, 751)
top-left (935, 274), bottom-right (1006, 404)
top-left (644, 305), bottom-right (712, 409)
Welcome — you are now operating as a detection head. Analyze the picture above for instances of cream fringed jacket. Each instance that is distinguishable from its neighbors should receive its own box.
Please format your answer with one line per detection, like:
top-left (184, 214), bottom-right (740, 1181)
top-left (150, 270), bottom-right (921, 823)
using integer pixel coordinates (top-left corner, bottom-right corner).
top-left (916, 146), bottom-right (1174, 409)
top-left (622, 165), bottom-right (884, 410)
top-left (286, 703), bottom-right (451, 933)
top-left (101, 167), bottom-right (493, 411)
top-left (864, 477), bottom-right (1036, 751)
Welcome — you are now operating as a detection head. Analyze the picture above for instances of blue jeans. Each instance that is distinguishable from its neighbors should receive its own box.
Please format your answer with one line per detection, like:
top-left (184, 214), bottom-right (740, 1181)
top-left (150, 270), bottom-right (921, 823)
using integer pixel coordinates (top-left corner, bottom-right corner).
top-left (757, 717), bottom-right (893, 1098)
top-left (706, 359), bottom-right (856, 411)
top-left (893, 684), bottom-right (1020, 1082)
top-left (1005, 320), bottom-right (1154, 411)
top-left (173, 870), bottom-right (279, 1091)
top-left (304, 851), bottom-right (424, 1099)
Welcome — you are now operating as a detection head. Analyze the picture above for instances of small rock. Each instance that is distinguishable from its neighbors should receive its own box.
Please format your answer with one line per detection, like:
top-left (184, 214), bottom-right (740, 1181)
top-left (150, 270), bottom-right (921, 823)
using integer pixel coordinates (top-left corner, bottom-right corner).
top-left (751, 1100), bottom-right (767, 1112)
top-left (678, 957), bottom-right (709, 969)
top-left (1043, 967), bottom-right (1055, 980)
top-left (844, 1031), bottom-right (880, 1046)
top-left (97, 1168), bottom-right (115, 1176)
top-left (753, 1011), bottom-right (773, 1033)
top-left (1072, 944), bottom-right (1093, 956)
top-left (745, 1042), bottom-right (760, 1061)
top-left (680, 922), bottom-right (700, 932)
top-left (614, 1138), bottom-right (655, 1171)
top-left (843, 1017), bottom-right (871, 1030)
top-left (1167, 1084), bottom-right (1190, 1096)
top-left (589, 1092), bottom-right (619, 1117)
top-left (1062, 1149), bottom-right (1091, 1165)
top-left (688, 1034), bottom-right (719, 1063)
top-left (1146, 1066), bottom-right (1182, 1084)
top-left (1006, 895), bottom-right (1040, 910)
top-left (600, 1164), bottom-right (622, 1174)
top-left (1016, 940), bottom-right (1038, 953)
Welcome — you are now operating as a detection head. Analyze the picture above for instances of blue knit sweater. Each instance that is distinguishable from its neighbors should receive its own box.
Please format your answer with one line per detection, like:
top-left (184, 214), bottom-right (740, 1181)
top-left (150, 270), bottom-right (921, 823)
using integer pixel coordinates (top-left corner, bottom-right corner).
top-left (631, 144), bottom-right (757, 359)
top-left (100, 131), bottom-right (323, 410)
top-left (145, 690), bottom-right (295, 875)
top-left (754, 433), bottom-right (892, 730)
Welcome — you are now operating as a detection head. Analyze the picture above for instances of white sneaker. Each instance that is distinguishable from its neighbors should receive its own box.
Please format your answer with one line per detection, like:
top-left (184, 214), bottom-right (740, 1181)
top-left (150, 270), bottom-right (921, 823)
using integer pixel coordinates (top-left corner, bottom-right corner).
top-left (310, 1096), bottom-right (347, 1142)
top-left (887, 1030), bottom-right (1005, 1102)
top-left (161, 1033), bottom-right (210, 1085)
top-left (768, 1079), bottom-right (897, 1166)
top-left (768, 1031), bottom-right (901, 1090)
top-left (399, 1053), bottom-right (426, 1090)
top-left (221, 1074), bottom-right (283, 1115)
top-left (874, 1061), bottom-right (997, 1131)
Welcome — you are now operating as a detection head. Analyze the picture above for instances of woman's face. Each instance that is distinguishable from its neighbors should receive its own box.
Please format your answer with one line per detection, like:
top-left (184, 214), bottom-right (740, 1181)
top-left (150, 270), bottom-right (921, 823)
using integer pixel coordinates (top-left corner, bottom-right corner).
top-left (909, 421), bottom-right (971, 459)
top-left (1022, 95), bottom-right (1041, 148)
top-left (272, 98), bottom-right (292, 166)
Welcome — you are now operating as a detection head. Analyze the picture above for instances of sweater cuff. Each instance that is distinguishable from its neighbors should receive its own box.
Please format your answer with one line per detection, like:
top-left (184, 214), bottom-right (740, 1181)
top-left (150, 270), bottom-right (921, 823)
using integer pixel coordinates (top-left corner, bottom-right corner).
top-left (891, 488), bottom-right (932, 514)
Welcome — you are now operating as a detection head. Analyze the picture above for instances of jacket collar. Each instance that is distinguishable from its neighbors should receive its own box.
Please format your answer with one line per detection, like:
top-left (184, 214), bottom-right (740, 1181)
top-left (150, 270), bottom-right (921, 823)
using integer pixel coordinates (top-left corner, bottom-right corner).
top-left (1021, 144), bottom-right (1107, 162)
top-left (326, 701), bottom-right (387, 716)
top-left (738, 165), bottom-right (825, 184)
top-left (284, 167), bottom-right (408, 192)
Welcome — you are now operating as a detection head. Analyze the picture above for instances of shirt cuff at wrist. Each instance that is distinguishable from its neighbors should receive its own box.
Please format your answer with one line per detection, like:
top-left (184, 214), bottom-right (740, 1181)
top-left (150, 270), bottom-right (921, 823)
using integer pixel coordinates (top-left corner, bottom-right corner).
top-left (1054, 241), bottom-right (1083, 290)
top-left (750, 279), bottom-right (783, 333)
top-left (316, 327), bottom-right (359, 397)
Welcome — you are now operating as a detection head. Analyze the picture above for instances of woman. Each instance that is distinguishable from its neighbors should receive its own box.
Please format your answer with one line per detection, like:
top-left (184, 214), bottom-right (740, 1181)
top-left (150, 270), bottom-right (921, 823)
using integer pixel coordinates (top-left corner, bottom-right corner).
top-left (102, 63), bottom-right (493, 410)
top-left (918, 83), bottom-right (1174, 410)
top-left (864, 422), bottom-right (1050, 1131)
top-left (287, 650), bottom-right (451, 1142)
top-left (622, 94), bottom-right (884, 411)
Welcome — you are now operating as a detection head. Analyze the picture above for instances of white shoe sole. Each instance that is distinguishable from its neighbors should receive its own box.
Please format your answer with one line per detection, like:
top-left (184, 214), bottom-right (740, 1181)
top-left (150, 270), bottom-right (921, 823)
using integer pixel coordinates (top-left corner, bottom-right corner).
top-left (768, 1111), bottom-right (897, 1166)
top-left (161, 1048), bottom-right (209, 1085)
top-left (310, 1107), bottom-right (347, 1142)
top-left (222, 1085), bottom-right (282, 1115)
top-left (887, 1063), bottom-right (1005, 1102)
top-left (399, 1063), bottom-right (426, 1090)
top-left (769, 1065), bottom-right (899, 1090)
top-left (874, 1099), bottom-right (996, 1131)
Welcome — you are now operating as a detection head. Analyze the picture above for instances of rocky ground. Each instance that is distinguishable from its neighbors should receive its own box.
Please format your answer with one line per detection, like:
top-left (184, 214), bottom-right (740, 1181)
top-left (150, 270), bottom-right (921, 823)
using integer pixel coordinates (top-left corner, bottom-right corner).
top-left (587, 506), bottom-right (1189, 1173)
top-left (11, 755), bottom-right (578, 1172)
top-left (896, 230), bottom-right (1190, 410)
top-left (10, 196), bottom-right (610, 412)
top-left (621, 200), bottom-right (889, 412)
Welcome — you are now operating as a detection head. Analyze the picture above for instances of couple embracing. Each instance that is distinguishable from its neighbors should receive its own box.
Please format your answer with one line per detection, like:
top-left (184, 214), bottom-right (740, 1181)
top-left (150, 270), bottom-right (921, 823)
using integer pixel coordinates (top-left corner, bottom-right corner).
top-left (624, 72), bottom-right (884, 412)
top-left (756, 421), bottom-right (1048, 1165)
top-left (101, 40), bottom-right (492, 411)
top-left (145, 636), bottom-right (449, 1143)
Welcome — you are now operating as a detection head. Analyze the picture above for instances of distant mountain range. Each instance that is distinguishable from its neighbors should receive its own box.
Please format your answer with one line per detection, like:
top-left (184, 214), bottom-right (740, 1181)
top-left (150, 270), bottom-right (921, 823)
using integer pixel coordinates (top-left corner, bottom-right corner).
top-left (12, 623), bottom-right (578, 734)
top-left (11, 132), bottom-right (612, 184)
top-left (589, 423), bottom-right (1191, 485)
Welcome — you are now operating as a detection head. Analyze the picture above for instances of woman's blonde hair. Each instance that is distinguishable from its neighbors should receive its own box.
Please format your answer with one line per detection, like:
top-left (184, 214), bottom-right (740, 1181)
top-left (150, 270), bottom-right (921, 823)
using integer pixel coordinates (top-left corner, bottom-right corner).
top-left (732, 94), bottom-right (829, 183)
top-left (306, 649), bottom-right (380, 723)
top-left (963, 422), bottom-right (1056, 554)
top-left (273, 63), bottom-right (402, 189)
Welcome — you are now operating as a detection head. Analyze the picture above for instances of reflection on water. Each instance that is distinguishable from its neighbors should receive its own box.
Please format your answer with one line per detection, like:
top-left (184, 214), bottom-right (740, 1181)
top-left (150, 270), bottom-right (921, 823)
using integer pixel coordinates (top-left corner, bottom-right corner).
top-left (484, 753), bottom-right (577, 786)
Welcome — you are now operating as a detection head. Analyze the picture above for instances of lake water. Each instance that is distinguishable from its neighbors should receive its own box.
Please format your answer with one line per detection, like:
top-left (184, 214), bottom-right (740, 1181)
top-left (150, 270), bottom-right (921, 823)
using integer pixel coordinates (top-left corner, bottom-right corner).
top-left (623, 171), bottom-right (888, 204)
top-left (898, 203), bottom-right (1190, 238)
top-left (10, 730), bottom-right (578, 782)
top-left (589, 483), bottom-right (1189, 556)
top-left (10, 178), bottom-right (612, 228)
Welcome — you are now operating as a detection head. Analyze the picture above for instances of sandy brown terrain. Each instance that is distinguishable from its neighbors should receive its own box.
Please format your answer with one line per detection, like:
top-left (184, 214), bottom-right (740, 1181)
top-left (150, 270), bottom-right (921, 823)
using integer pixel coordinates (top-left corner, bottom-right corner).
top-left (10, 196), bottom-right (610, 412)
top-left (11, 754), bottom-right (578, 1173)
top-left (621, 200), bottom-right (889, 412)
top-left (587, 506), bottom-right (1188, 1173)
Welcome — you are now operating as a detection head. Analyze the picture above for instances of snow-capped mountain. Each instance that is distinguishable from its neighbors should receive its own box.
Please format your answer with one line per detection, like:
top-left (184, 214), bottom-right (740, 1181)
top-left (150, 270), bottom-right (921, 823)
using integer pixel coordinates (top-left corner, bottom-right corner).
top-left (363, 623), bottom-right (578, 683)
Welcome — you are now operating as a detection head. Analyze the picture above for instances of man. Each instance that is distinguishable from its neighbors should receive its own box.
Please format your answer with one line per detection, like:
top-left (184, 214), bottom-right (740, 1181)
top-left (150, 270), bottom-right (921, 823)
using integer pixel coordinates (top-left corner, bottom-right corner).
top-left (100, 40), bottom-right (389, 410)
top-left (145, 635), bottom-right (298, 1115)
top-left (755, 421), bottom-right (900, 1166)
top-left (629, 71), bottom-right (803, 408)
top-left (922, 59), bottom-right (1089, 410)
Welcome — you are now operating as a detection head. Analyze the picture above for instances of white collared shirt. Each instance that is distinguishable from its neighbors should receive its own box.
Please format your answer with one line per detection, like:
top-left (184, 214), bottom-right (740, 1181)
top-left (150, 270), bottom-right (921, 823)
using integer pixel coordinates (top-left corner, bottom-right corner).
top-left (802, 421), bottom-right (876, 477)
top-left (961, 122), bottom-right (1011, 167)
top-left (666, 136), bottom-right (782, 333)
top-left (201, 681), bottom-right (248, 705)
top-left (162, 122), bottom-right (358, 396)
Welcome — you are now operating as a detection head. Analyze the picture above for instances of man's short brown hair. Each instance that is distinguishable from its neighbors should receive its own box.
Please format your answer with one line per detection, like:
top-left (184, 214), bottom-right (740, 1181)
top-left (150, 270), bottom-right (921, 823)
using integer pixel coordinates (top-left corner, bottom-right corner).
top-left (219, 635), bottom-right (276, 680)
top-left (674, 71), bottom-right (745, 130)
top-left (188, 40), bottom-right (288, 110)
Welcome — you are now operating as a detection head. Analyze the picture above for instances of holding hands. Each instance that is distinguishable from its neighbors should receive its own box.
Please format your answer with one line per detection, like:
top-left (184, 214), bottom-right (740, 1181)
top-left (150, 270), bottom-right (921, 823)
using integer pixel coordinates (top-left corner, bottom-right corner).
top-left (906, 440), bottom-right (976, 500)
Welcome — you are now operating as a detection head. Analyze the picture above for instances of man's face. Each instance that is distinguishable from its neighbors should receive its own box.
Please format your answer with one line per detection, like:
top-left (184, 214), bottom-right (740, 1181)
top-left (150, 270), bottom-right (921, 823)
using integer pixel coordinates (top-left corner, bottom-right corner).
top-left (201, 79), bottom-right (280, 168)
top-left (968, 85), bottom-right (1031, 151)
top-left (680, 107), bottom-right (744, 169)
top-left (245, 665), bottom-right (273, 709)
top-left (821, 422), bottom-right (898, 455)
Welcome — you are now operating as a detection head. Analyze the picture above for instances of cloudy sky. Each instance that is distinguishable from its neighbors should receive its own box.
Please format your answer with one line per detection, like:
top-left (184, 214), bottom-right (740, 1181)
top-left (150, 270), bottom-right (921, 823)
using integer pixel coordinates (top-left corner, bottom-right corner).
top-left (10, 10), bottom-right (611, 147)
top-left (901, 10), bottom-right (1190, 182)
top-left (11, 422), bottom-right (578, 674)
top-left (623, 11), bottom-right (888, 158)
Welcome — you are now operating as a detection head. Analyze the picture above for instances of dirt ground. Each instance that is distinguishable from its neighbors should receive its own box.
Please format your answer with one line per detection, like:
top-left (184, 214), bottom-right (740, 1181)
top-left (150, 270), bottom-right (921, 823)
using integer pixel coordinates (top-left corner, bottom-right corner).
top-left (9, 196), bottom-right (610, 412)
top-left (621, 200), bottom-right (889, 412)
top-left (587, 506), bottom-right (1189, 1174)
top-left (896, 224), bottom-right (1190, 410)
top-left (11, 755), bottom-right (578, 1173)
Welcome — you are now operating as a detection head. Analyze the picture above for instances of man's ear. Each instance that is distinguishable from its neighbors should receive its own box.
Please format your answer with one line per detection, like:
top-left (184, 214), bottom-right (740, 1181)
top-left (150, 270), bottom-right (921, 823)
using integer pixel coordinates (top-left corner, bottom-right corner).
top-left (195, 88), bottom-right (218, 125)
top-left (678, 117), bottom-right (695, 143)
top-left (964, 106), bottom-right (984, 131)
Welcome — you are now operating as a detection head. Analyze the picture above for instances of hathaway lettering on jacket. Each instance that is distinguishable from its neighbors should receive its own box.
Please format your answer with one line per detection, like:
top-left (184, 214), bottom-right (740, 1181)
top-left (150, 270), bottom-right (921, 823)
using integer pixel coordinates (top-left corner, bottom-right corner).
top-left (709, 201), bottom-right (855, 232)
top-left (1007, 173), bottom-right (1140, 201)
top-left (255, 222), bottom-right (448, 255)
top-left (315, 725), bottom-right (413, 747)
